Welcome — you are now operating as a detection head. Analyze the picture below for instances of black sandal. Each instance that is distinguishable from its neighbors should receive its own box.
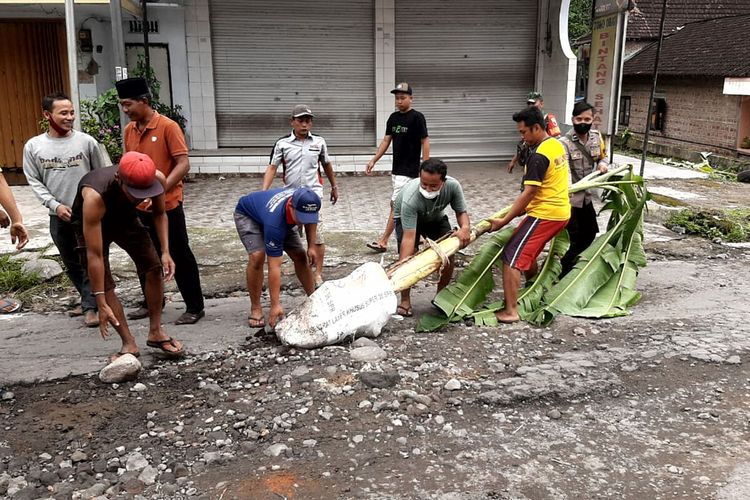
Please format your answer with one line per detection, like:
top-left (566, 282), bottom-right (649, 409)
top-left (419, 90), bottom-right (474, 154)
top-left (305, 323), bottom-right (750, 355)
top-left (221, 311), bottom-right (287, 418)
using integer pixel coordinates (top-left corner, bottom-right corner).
top-left (145, 337), bottom-right (185, 358)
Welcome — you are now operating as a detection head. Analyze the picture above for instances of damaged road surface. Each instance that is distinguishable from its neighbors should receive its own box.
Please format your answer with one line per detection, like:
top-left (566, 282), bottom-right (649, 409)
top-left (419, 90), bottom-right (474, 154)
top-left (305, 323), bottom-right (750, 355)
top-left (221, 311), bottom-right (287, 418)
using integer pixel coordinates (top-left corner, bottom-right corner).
top-left (2, 163), bottom-right (750, 499)
top-left (2, 236), bottom-right (750, 499)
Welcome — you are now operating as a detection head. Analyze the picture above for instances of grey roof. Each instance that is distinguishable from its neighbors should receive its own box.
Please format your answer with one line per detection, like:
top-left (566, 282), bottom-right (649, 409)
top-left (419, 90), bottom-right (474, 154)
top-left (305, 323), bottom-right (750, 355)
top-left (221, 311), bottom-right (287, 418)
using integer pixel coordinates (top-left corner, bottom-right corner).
top-left (624, 14), bottom-right (750, 77)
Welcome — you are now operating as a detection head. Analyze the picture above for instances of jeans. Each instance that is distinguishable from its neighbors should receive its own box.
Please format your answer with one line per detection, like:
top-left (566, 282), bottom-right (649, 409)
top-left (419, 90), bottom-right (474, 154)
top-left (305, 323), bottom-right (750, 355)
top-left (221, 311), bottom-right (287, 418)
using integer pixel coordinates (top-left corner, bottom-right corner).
top-left (49, 215), bottom-right (96, 312)
top-left (136, 203), bottom-right (204, 314)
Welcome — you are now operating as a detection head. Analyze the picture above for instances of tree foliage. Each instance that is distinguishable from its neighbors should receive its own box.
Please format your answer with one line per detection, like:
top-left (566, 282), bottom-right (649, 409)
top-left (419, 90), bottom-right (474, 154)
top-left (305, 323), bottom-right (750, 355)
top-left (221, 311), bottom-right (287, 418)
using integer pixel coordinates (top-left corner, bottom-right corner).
top-left (569, 0), bottom-right (593, 42)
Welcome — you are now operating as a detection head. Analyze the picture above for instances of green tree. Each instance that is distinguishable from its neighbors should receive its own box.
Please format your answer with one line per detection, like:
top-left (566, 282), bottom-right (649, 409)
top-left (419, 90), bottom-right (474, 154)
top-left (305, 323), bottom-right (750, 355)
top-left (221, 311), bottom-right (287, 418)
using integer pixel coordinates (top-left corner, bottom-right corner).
top-left (569, 0), bottom-right (593, 42)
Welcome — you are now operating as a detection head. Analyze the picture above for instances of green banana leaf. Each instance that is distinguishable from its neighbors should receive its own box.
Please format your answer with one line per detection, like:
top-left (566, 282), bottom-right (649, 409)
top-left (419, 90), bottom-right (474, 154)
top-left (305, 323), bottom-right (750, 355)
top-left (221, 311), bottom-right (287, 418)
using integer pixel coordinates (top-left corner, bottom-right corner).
top-left (415, 166), bottom-right (648, 332)
top-left (471, 230), bottom-right (570, 327)
top-left (416, 226), bottom-right (514, 332)
top-left (535, 177), bottom-right (649, 325)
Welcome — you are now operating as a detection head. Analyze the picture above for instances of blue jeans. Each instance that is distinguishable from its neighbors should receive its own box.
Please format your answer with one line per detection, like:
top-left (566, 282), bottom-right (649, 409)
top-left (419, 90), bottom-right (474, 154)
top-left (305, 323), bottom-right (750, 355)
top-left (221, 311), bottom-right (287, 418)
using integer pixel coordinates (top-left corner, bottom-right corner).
top-left (50, 215), bottom-right (96, 312)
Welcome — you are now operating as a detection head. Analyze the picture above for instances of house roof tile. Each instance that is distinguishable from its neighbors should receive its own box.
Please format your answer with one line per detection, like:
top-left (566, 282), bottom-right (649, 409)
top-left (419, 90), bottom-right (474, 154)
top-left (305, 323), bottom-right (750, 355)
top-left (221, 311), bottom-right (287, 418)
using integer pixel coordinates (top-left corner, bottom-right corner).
top-left (623, 14), bottom-right (750, 77)
top-left (628, 0), bottom-right (750, 39)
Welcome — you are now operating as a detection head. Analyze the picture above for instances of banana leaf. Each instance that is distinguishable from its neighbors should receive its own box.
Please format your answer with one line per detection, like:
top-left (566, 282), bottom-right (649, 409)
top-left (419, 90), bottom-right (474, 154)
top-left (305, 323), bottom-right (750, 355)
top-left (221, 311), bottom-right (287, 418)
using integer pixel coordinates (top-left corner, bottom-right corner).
top-left (416, 226), bottom-right (515, 332)
top-left (534, 176), bottom-right (649, 325)
top-left (472, 230), bottom-right (570, 326)
top-left (415, 166), bottom-right (648, 332)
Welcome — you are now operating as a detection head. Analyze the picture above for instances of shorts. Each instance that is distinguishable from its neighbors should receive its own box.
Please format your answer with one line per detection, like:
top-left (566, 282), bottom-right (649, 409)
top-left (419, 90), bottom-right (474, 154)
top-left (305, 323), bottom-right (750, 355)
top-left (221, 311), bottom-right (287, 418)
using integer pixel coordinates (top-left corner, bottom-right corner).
top-left (234, 210), bottom-right (305, 255)
top-left (395, 215), bottom-right (452, 252)
top-left (76, 217), bottom-right (162, 291)
top-left (294, 206), bottom-right (324, 245)
top-left (391, 174), bottom-right (413, 202)
top-left (501, 216), bottom-right (568, 271)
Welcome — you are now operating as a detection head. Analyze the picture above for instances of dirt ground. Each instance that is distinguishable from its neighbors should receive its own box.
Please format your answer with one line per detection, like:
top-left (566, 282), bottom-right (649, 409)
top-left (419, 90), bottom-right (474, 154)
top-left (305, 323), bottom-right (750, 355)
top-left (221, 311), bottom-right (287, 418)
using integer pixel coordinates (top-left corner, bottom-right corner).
top-left (1, 173), bottom-right (750, 499)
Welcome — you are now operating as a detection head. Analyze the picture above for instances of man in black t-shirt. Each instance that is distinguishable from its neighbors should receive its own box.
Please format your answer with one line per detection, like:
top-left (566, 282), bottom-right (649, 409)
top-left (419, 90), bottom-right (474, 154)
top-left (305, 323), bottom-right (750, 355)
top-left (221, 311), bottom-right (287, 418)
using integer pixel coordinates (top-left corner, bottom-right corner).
top-left (365, 82), bottom-right (429, 253)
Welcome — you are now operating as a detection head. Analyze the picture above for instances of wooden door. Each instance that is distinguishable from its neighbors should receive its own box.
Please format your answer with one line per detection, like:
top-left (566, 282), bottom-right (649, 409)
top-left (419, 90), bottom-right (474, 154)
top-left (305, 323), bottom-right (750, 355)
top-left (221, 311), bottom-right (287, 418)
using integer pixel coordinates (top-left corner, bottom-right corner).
top-left (0, 20), bottom-right (68, 170)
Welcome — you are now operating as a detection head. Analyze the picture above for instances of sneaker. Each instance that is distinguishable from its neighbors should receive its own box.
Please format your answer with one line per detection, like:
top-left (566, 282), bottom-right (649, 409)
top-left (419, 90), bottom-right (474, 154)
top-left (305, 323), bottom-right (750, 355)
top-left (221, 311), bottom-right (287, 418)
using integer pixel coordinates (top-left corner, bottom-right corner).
top-left (0, 298), bottom-right (21, 314)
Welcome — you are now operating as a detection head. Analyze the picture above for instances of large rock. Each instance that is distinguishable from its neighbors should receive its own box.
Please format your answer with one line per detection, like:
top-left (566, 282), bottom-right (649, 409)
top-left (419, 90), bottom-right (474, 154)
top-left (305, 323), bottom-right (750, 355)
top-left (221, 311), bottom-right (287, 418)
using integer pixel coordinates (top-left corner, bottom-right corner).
top-left (22, 258), bottom-right (63, 281)
top-left (99, 354), bottom-right (142, 384)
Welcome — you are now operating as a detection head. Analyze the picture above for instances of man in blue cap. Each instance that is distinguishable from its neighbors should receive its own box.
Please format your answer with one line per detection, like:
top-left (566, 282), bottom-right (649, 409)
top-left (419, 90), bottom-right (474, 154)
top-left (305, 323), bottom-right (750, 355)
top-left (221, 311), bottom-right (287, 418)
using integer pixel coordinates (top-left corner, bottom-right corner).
top-left (234, 187), bottom-right (321, 329)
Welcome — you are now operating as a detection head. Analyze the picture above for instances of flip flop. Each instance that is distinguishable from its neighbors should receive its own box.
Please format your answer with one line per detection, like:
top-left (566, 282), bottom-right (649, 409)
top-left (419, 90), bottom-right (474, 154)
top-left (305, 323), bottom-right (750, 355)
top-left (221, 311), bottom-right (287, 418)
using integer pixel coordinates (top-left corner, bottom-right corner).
top-left (366, 242), bottom-right (387, 253)
top-left (396, 305), bottom-right (413, 317)
top-left (145, 337), bottom-right (185, 358)
top-left (0, 298), bottom-right (21, 314)
top-left (248, 315), bottom-right (265, 328)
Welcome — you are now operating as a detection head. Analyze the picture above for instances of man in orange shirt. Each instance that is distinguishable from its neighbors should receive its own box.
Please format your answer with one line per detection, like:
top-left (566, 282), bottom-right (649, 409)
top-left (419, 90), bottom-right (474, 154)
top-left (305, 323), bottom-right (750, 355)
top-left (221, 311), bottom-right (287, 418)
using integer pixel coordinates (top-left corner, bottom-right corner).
top-left (116, 77), bottom-right (205, 325)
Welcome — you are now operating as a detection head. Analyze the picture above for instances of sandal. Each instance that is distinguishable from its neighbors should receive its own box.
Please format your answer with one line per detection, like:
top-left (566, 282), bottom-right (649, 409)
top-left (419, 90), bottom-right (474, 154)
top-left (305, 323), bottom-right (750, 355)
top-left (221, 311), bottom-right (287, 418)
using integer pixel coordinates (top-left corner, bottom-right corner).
top-left (0, 298), bottom-right (21, 314)
top-left (366, 241), bottom-right (387, 253)
top-left (396, 305), bottom-right (413, 317)
top-left (248, 315), bottom-right (265, 328)
top-left (175, 310), bottom-right (205, 325)
top-left (146, 337), bottom-right (185, 358)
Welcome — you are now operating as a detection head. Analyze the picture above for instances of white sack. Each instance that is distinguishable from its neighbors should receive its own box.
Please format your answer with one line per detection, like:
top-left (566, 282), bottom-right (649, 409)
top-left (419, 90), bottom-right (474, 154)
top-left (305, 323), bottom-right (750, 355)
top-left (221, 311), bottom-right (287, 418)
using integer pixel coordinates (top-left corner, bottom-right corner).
top-left (276, 262), bottom-right (397, 348)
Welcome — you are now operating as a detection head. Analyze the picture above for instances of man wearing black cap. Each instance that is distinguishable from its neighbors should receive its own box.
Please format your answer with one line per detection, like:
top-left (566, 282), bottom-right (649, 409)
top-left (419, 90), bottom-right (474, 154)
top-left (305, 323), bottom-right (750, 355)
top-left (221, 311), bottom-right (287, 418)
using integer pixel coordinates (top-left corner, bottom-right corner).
top-left (71, 151), bottom-right (184, 360)
top-left (262, 104), bottom-right (337, 287)
top-left (365, 82), bottom-right (429, 253)
top-left (115, 77), bottom-right (205, 325)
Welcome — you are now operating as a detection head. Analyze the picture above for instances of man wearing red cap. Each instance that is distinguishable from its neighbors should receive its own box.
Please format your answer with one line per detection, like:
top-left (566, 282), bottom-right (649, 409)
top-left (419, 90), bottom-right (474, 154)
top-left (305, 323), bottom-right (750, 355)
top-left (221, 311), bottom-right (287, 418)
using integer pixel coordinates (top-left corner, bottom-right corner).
top-left (115, 77), bottom-right (205, 325)
top-left (71, 152), bottom-right (184, 360)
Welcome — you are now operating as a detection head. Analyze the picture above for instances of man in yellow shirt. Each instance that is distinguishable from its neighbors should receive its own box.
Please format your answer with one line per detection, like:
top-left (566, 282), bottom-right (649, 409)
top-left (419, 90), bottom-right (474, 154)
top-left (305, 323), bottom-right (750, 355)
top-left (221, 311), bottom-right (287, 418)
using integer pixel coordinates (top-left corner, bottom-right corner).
top-left (489, 107), bottom-right (571, 323)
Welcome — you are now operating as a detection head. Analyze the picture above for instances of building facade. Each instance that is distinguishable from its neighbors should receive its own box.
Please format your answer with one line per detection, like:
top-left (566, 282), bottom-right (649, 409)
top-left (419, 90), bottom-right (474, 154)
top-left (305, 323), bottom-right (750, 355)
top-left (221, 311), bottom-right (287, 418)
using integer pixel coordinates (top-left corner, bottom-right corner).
top-left (1, 0), bottom-right (578, 173)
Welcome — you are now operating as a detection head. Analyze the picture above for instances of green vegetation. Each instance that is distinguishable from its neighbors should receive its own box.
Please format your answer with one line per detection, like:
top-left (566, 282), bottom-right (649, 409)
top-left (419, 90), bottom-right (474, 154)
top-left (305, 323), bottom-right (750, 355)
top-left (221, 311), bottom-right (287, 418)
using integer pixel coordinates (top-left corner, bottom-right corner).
top-left (649, 193), bottom-right (687, 207)
top-left (666, 209), bottom-right (750, 243)
top-left (569, 0), bottom-right (593, 42)
top-left (418, 165), bottom-right (649, 331)
top-left (0, 255), bottom-right (42, 295)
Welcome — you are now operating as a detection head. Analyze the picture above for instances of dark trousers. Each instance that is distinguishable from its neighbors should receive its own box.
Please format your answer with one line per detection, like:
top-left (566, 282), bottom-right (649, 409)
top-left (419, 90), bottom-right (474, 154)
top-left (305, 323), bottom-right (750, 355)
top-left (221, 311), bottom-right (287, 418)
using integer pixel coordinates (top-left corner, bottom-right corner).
top-left (560, 202), bottom-right (599, 276)
top-left (136, 203), bottom-right (204, 313)
top-left (50, 215), bottom-right (97, 312)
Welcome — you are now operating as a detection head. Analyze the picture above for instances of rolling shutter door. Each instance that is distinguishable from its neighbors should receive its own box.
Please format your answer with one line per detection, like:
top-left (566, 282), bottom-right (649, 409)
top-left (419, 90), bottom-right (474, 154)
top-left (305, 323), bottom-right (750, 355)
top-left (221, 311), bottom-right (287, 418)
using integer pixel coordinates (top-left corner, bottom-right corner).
top-left (395, 0), bottom-right (538, 158)
top-left (210, 0), bottom-right (375, 147)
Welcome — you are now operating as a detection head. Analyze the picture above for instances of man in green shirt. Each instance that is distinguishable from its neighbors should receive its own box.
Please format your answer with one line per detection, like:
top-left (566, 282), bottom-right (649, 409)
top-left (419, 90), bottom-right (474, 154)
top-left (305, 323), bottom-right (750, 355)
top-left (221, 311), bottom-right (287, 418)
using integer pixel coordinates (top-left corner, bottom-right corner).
top-left (393, 158), bottom-right (471, 317)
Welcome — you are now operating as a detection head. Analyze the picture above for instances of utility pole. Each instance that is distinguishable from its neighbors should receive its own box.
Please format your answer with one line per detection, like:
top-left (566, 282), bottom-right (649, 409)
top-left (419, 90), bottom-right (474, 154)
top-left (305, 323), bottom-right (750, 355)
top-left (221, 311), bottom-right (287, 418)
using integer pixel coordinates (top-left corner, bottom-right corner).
top-left (109, 0), bottom-right (129, 134)
top-left (142, 0), bottom-right (150, 75)
top-left (640, 0), bottom-right (669, 176)
top-left (64, 0), bottom-right (79, 130)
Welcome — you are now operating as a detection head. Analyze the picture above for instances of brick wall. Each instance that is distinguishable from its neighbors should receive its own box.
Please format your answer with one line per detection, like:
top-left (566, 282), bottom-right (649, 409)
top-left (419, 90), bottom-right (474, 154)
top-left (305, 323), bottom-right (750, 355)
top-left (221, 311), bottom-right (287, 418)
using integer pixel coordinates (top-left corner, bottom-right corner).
top-left (620, 76), bottom-right (741, 155)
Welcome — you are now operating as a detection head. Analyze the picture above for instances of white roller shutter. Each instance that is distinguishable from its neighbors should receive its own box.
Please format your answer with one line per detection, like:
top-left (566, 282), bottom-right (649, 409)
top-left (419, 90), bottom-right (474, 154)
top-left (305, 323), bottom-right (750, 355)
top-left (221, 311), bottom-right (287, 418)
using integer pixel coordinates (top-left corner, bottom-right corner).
top-left (210, 0), bottom-right (375, 147)
top-left (395, 0), bottom-right (538, 158)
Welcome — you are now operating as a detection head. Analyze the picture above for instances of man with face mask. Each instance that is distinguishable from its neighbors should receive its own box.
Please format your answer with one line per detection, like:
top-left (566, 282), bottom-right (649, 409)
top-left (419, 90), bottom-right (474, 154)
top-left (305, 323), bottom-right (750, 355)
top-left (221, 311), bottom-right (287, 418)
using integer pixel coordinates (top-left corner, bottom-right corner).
top-left (393, 158), bottom-right (471, 317)
top-left (558, 101), bottom-right (609, 276)
top-left (23, 92), bottom-right (109, 326)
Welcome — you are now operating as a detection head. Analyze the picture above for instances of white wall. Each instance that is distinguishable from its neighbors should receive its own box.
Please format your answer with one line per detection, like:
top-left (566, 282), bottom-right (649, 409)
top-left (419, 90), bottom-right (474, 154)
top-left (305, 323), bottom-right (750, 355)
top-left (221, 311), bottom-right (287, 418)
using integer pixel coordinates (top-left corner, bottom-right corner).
top-left (535, 0), bottom-right (577, 124)
top-left (0, 3), bottom-right (190, 128)
top-left (122, 4), bottom-right (191, 132)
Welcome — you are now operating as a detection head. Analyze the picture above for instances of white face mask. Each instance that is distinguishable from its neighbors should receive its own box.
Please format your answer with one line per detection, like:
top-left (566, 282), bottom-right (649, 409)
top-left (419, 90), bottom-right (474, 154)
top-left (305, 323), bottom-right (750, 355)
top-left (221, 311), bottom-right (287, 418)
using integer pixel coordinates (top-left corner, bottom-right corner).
top-left (419, 187), bottom-right (440, 200)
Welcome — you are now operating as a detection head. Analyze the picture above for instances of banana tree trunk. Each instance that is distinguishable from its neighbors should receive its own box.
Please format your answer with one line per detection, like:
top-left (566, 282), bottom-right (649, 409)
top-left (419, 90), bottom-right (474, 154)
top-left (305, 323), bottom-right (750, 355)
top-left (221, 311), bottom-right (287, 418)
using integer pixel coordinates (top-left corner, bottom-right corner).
top-left (386, 208), bottom-right (509, 292)
top-left (385, 164), bottom-right (632, 293)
